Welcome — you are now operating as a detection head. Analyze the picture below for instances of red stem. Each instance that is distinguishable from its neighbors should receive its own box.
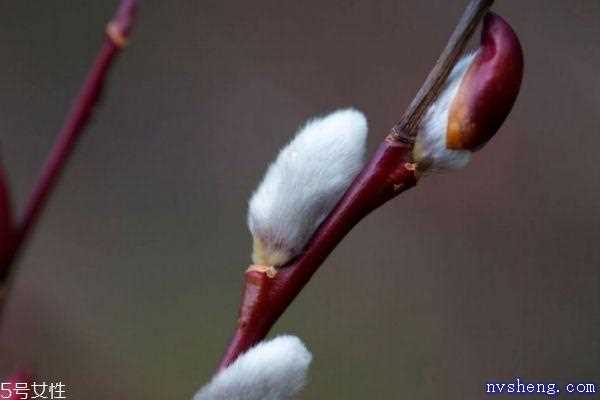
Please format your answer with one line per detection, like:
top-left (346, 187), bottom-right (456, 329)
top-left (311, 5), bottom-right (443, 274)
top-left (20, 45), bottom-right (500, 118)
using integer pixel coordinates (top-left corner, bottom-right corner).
top-left (0, 0), bottom-right (138, 292)
top-left (18, 0), bottom-right (137, 249)
top-left (219, 137), bottom-right (418, 368)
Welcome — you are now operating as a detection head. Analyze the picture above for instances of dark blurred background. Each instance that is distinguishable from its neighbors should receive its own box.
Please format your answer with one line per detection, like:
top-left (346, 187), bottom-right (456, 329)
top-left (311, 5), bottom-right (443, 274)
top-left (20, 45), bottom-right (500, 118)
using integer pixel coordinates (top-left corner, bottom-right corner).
top-left (0, 1), bottom-right (598, 398)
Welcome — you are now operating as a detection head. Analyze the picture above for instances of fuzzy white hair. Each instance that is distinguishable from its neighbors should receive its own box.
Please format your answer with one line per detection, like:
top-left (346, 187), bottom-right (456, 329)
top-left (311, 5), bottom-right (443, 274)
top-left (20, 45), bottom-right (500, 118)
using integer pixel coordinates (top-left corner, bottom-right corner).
top-left (193, 335), bottom-right (312, 400)
top-left (248, 108), bottom-right (368, 266)
top-left (414, 52), bottom-right (476, 172)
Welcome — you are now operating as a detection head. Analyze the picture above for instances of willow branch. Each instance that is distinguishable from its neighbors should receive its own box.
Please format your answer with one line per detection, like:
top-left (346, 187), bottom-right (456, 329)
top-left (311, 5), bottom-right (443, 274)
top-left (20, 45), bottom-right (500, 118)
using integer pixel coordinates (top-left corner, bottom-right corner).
top-left (217, 0), bottom-right (495, 369)
top-left (0, 0), bottom-right (138, 310)
top-left (18, 0), bottom-right (137, 248)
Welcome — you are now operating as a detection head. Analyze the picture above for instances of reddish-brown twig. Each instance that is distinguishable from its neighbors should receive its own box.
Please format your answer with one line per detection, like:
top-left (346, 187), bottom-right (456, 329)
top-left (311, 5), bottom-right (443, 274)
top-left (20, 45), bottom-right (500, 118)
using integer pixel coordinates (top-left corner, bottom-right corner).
top-left (216, 0), bottom-right (524, 369)
top-left (219, 139), bottom-right (418, 368)
top-left (0, 0), bottom-right (138, 312)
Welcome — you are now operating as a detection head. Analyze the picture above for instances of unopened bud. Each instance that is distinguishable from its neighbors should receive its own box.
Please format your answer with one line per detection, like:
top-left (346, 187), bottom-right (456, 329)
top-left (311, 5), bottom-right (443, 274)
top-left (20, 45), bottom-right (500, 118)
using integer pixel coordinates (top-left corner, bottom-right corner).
top-left (414, 12), bottom-right (524, 172)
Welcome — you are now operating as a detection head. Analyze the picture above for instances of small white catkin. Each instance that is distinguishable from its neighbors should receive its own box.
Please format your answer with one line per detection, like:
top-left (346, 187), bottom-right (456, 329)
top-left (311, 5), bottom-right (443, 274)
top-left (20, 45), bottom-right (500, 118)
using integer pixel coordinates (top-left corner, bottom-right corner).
top-left (248, 108), bottom-right (368, 266)
top-left (413, 52), bottom-right (476, 173)
top-left (193, 335), bottom-right (312, 400)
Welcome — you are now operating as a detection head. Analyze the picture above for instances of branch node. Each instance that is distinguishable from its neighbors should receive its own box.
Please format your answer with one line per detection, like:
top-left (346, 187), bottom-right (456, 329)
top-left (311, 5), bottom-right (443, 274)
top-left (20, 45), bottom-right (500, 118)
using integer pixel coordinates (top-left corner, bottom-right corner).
top-left (246, 264), bottom-right (278, 278)
top-left (106, 22), bottom-right (129, 48)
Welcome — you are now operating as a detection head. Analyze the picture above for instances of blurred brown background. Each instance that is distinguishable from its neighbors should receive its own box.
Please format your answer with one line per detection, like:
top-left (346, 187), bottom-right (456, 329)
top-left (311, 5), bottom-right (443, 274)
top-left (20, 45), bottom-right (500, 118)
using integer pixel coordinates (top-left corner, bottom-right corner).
top-left (0, 1), bottom-right (599, 398)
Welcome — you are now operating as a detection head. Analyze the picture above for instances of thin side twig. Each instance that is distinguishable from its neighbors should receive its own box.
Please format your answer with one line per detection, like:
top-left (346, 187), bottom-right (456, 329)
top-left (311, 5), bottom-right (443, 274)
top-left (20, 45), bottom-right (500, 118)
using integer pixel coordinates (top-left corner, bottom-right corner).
top-left (18, 0), bottom-right (138, 247)
top-left (0, 0), bottom-right (138, 312)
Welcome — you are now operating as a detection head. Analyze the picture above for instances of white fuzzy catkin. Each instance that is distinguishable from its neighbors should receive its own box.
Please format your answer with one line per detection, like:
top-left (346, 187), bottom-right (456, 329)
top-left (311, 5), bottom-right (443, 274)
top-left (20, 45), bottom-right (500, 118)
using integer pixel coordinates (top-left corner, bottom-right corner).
top-left (193, 335), bottom-right (312, 400)
top-left (248, 108), bottom-right (368, 266)
top-left (413, 52), bottom-right (477, 172)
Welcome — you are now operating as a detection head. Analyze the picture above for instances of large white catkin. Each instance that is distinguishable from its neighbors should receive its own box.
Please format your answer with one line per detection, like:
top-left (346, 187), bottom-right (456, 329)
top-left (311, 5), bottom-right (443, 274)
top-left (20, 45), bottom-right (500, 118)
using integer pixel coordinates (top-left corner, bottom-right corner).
top-left (193, 335), bottom-right (312, 400)
top-left (413, 52), bottom-right (476, 172)
top-left (247, 108), bottom-right (368, 266)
